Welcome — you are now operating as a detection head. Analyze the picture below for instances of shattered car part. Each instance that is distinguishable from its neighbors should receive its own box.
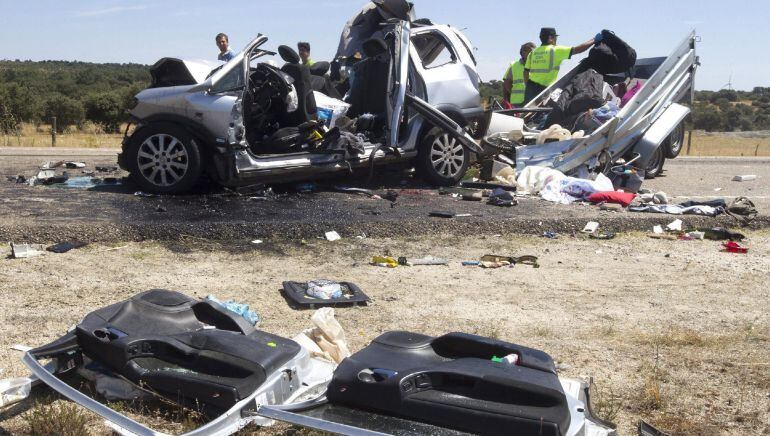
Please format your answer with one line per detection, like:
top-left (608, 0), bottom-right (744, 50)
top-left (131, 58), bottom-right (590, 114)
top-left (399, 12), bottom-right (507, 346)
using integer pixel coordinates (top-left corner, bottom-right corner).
top-left (119, 20), bottom-right (484, 194)
top-left (23, 290), bottom-right (334, 436)
top-left (10, 243), bottom-right (46, 259)
top-left (486, 32), bottom-right (698, 183)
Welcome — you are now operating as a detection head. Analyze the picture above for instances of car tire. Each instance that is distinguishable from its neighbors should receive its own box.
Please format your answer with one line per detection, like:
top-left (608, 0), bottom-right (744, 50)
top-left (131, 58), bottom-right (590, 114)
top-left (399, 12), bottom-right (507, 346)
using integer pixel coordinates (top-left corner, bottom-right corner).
top-left (644, 146), bottom-right (665, 179)
top-left (663, 122), bottom-right (685, 159)
top-left (125, 123), bottom-right (202, 194)
top-left (417, 127), bottom-right (470, 186)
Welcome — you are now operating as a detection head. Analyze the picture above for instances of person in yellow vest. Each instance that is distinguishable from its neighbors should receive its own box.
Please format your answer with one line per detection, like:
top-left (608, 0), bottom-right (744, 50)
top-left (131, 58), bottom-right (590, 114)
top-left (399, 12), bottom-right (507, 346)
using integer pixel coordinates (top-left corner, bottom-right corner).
top-left (298, 42), bottom-right (314, 66)
top-left (523, 27), bottom-right (599, 104)
top-left (502, 42), bottom-right (536, 107)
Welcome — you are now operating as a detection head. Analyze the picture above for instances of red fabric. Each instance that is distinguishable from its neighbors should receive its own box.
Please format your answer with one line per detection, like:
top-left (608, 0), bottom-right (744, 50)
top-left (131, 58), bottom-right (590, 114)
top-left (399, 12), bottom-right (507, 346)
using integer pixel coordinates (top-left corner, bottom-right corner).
top-left (587, 191), bottom-right (637, 207)
top-left (722, 241), bottom-right (748, 254)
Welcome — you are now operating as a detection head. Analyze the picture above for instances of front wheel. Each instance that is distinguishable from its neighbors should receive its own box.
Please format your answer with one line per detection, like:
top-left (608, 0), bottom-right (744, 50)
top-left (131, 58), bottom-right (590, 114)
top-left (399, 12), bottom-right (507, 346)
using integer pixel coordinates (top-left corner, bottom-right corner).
top-left (125, 123), bottom-right (202, 193)
top-left (663, 122), bottom-right (685, 159)
top-left (417, 127), bottom-right (470, 186)
top-left (644, 146), bottom-right (665, 179)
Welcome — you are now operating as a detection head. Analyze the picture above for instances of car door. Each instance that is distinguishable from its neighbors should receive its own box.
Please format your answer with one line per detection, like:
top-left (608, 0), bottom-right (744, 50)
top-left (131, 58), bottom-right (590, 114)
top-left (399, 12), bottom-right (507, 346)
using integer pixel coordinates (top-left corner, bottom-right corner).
top-left (409, 29), bottom-right (480, 111)
top-left (387, 20), bottom-right (410, 148)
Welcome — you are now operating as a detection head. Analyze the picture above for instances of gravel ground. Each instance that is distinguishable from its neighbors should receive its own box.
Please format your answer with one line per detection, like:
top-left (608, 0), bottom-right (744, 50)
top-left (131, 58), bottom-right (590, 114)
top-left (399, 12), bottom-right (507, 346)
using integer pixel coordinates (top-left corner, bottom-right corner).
top-left (0, 233), bottom-right (768, 435)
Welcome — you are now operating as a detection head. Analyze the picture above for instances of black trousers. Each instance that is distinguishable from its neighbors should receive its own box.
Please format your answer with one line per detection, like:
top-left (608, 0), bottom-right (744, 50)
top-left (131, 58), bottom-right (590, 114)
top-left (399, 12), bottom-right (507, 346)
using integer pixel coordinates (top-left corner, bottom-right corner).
top-left (524, 81), bottom-right (547, 105)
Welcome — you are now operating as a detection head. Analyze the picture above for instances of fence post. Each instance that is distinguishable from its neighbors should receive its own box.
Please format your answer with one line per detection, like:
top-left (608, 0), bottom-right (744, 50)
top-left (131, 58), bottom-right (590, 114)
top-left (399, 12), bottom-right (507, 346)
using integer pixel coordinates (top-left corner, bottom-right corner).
top-left (686, 130), bottom-right (692, 155)
top-left (51, 117), bottom-right (56, 147)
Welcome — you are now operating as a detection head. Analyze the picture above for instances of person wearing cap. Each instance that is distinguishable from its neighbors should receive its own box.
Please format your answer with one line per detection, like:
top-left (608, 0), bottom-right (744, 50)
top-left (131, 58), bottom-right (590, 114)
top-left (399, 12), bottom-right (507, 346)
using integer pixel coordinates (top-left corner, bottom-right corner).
top-left (523, 27), bottom-right (599, 104)
top-left (502, 42), bottom-right (536, 108)
top-left (335, 0), bottom-right (415, 60)
top-left (297, 42), bottom-right (314, 66)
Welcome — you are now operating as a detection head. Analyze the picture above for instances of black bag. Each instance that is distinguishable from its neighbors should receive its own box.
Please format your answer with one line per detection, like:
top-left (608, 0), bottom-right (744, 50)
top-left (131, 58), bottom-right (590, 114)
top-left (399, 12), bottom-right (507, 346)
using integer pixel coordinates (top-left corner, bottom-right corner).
top-left (547, 69), bottom-right (605, 128)
top-left (580, 30), bottom-right (637, 75)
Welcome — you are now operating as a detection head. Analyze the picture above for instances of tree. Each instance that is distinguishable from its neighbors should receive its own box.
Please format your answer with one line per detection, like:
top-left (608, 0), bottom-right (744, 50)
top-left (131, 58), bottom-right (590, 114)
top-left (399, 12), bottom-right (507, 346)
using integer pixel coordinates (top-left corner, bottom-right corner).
top-left (85, 93), bottom-right (124, 133)
top-left (691, 104), bottom-right (724, 132)
top-left (43, 95), bottom-right (85, 132)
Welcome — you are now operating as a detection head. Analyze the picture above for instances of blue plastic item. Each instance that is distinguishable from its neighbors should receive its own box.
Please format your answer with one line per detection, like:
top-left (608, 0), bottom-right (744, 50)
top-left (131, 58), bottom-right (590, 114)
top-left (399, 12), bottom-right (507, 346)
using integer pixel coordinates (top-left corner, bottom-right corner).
top-left (205, 296), bottom-right (260, 326)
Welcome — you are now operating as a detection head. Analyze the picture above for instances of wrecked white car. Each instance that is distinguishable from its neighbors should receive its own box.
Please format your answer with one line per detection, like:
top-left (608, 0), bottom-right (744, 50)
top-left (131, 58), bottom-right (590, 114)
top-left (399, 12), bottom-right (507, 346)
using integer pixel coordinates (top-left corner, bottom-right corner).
top-left (119, 22), bottom-right (485, 193)
top-left (484, 31), bottom-right (698, 189)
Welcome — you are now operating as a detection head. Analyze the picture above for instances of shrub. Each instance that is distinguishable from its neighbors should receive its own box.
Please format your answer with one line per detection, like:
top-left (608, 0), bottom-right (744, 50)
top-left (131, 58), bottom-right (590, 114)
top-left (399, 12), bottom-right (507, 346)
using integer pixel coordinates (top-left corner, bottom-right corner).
top-left (43, 94), bottom-right (85, 132)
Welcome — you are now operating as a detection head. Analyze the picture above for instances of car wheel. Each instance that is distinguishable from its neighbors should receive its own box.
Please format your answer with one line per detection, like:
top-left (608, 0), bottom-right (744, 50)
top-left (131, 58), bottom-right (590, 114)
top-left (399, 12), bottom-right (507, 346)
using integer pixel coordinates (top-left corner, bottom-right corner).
top-left (126, 123), bottom-right (202, 193)
top-left (418, 127), bottom-right (470, 186)
top-left (663, 122), bottom-right (685, 159)
top-left (644, 146), bottom-right (665, 179)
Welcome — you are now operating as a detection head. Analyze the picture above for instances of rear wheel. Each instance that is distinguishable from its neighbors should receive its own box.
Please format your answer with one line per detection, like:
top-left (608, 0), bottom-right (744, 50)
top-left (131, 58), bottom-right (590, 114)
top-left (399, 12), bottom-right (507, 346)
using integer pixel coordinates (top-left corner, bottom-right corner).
top-left (417, 127), bottom-right (470, 186)
top-left (126, 123), bottom-right (202, 193)
top-left (644, 146), bottom-right (665, 179)
top-left (663, 122), bottom-right (685, 158)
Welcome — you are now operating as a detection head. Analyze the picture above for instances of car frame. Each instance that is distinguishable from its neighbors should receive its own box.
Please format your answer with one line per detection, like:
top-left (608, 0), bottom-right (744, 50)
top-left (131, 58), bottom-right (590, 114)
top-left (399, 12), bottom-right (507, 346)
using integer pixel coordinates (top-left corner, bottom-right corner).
top-left (119, 21), bottom-right (484, 193)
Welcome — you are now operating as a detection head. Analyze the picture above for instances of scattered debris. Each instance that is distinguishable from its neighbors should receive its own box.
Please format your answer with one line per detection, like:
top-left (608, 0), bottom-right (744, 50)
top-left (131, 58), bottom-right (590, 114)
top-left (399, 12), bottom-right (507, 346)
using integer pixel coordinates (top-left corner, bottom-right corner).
top-left (487, 188), bottom-right (517, 207)
top-left (462, 261), bottom-right (481, 266)
top-left (599, 203), bottom-right (622, 212)
top-left (6, 175), bottom-right (26, 184)
top-left (46, 241), bottom-right (88, 254)
top-left (334, 186), bottom-right (375, 197)
top-left (306, 280), bottom-right (344, 299)
top-left (95, 166), bottom-right (119, 173)
top-left (429, 210), bottom-right (456, 218)
top-left (64, 162), bottom-right (86, 169)
top-left (155, 206), bottom-right (167, 213)
top-left (371, 255), bottom-right (399, 268)
top-left (666, 219), bottom-right (683, 232)
top-left (732, 175), bottom-right (757, 182)
top-left (251, 239), bottom-right (263, 245)
top-left (542, 231), bottom-right (559, 239)
top-left (325, 231), bottom-right (341, 242)
top-left (134, 191), bottom-right (156, 198)
top-left (638, 420), bottom-right (670, 436)
top-left (722, 241), bottom-right (748, 254)
top-left (10, 243), bottom-right (46, 259)
top-left (479, 254), bottom-right (539, 269)
top-left (0, 377), bottom-right (32, 408)
top-left (205, 295), bottom-right (260, 325)
top-left (653, 225), bottom-right (664, 234)
top-left (397, 256), bottom-right (448, 266)
top-left (703, 227), bottom-right (745, 241)
top-left (582, 221), bottom-right (600, 234)
top-left (283, 281), bottom-right (370, 309)
top-left (291, 307), bottom-right (351, 363)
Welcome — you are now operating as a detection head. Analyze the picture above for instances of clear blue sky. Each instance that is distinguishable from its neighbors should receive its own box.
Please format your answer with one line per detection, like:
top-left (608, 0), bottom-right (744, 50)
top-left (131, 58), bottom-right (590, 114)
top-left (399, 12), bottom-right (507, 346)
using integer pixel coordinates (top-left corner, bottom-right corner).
top-left (0, 0), bottom-right (765, 91)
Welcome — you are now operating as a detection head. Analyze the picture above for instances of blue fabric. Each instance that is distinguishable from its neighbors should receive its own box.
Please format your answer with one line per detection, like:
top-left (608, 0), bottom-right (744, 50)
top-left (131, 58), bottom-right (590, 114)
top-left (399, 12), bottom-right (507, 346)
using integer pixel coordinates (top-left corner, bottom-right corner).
top-left (206, 295), bottom-right (260, 325)
top-left (218, 50), bottom-right (235, 62)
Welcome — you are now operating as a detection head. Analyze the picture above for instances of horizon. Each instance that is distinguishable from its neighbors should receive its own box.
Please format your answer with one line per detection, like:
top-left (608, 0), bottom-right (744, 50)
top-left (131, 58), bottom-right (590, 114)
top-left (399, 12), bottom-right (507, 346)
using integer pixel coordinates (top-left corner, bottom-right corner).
top-left (0, 0), bottom-right (767, 92)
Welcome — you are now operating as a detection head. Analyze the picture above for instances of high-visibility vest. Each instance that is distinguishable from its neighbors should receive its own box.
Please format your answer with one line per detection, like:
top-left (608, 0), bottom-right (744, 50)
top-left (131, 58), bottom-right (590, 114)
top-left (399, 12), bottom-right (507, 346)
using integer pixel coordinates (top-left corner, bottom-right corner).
top-left (504, 61), bottom-right (526, 105)
top-left (525, 45), bottom-right (571, 87)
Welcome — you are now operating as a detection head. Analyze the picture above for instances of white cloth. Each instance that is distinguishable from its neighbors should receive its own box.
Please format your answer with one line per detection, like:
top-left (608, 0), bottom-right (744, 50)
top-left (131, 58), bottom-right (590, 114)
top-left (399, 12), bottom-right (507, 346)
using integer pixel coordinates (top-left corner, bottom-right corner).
top-left (515, 166), bottom-right (566, 195)
top-left (540, 173), bottom-right (614, 204)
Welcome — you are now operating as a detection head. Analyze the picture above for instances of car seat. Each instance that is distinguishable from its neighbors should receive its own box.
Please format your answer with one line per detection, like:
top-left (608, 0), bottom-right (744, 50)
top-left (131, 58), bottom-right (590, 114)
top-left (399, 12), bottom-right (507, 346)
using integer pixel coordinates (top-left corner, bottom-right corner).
top-left (278, 45), bottom-right (317, 126)
top-left (346, 37), bottom-right (390, 119)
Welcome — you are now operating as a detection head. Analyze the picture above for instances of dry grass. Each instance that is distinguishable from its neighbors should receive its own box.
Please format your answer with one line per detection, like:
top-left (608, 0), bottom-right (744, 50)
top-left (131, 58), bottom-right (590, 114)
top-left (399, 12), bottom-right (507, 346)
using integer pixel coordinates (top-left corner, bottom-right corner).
top-left (22, 399), bottom-right (91, 436)
top-left (1, 123), bottom-right (124, 148)
top-left (634, 327), bottom-right (707, 348)
top-left (684, 132), bottom-right (770, 156)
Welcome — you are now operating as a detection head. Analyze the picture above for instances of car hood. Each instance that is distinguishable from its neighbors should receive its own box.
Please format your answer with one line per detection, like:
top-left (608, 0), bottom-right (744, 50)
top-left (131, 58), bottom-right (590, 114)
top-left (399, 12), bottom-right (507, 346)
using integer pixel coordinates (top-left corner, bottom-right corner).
top-left (149, 58), bottom-right (222, 88)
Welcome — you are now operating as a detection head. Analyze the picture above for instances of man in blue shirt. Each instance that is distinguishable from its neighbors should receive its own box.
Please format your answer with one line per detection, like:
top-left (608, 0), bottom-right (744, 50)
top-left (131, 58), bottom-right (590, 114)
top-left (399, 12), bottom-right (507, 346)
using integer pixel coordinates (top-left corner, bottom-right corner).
top-left (216, 33), bottom-right (235, 62)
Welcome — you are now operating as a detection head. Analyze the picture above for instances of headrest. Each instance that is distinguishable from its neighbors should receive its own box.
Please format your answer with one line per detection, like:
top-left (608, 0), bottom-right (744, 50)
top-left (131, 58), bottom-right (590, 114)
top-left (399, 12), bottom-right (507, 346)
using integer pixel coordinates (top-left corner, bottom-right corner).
top-left (278, 45), bottom-right (300, 64)
top-left (362, 38), bottom-right (388, 58)
top-left (309, 61), bottom-right (330, 76)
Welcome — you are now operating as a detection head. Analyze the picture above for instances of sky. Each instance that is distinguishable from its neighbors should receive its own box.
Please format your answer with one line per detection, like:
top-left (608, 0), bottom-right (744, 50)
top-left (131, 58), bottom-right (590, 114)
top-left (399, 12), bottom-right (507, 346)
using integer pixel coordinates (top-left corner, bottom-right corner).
top-left (0, 0), bottom-right (766, 91)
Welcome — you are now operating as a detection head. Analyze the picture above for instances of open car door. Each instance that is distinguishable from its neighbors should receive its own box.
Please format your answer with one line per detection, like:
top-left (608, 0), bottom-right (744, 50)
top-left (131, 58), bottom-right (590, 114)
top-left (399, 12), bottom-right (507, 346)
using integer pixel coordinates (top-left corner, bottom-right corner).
top-left (387, 21), bottom-right (483, 156)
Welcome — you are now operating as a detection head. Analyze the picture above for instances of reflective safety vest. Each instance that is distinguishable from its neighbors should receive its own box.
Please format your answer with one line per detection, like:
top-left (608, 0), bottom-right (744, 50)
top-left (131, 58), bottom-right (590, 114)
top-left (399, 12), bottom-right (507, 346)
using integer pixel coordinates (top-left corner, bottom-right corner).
top-left (525, 45), bottom-right (572, 87)
top-left (504, 61), bottom-right (526, 105)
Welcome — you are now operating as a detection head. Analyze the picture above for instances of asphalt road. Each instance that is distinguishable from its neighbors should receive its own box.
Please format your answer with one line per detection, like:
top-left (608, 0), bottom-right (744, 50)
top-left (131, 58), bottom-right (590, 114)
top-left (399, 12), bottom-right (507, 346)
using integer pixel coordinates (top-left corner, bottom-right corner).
top-left (0, 148), bottom-right (767, 242)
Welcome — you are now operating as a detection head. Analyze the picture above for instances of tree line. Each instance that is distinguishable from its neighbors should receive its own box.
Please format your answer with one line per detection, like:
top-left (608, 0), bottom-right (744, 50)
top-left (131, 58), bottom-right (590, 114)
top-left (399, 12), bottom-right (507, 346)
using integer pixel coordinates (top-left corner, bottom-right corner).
top-left (481, 81), bottom-right (770, 132)
top-left (1, 60), bottom-right (768, 134)
top-left (0, 60), bottom-right (150, 134)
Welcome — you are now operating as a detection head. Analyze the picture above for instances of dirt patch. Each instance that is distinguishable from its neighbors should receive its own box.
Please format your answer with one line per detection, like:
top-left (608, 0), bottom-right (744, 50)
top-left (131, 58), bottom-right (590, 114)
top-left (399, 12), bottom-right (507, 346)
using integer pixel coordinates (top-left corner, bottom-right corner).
top-left (0, 233), bottom-right (768, 434)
